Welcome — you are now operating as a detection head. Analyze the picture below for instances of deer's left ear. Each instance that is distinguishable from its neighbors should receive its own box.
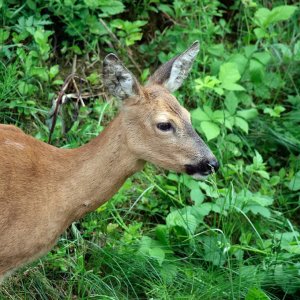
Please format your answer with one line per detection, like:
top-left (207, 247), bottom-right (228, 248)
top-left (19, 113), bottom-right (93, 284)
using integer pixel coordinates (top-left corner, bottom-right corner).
top-left (148, 41), bottom-right (200, 92)
top-left (103, 54), bottom-right (142, 100)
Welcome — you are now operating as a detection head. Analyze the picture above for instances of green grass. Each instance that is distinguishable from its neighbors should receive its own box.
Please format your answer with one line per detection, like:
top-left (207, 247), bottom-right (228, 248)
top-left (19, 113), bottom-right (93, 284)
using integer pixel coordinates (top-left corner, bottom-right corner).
top-left (1, 0), bottom-right (300, 299)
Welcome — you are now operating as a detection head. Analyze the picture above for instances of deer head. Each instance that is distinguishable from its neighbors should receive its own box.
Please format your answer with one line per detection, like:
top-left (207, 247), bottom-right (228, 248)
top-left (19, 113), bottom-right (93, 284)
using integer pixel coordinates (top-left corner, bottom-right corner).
top-left (103, 41), bottom-right (219, 179)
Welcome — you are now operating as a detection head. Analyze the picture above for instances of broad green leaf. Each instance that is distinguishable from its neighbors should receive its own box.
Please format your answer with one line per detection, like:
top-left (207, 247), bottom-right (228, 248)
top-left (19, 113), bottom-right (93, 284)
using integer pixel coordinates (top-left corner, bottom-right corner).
top-left (250, 59), bottom-right (265, 83)
top-left (244, 45), bottom-right (257, 58)
top-left (237, 108), bottom-right (258, 120)
top-left (198, 182), bottom-right (219, 198)
top-left (253, 52), bottom-right (272, 65)
top-left (84, 0), bottom-right (125, 15)
top-left (264, 105), bottom-right (285, 117)
top-left (222, 82), bottom-right (245, 91)
top-left (245, 287), bottom-right (270, 300)
top-left (166, 209), bottom-right (198, 235)
top-left (200, 121), bottom-right (220, 141)
top-left (149, 247), bottom-right (165, 266)
top-left (155, 225), bottom-right (169, 246)
top-left (255, 170), bottom-right (270, 180)
top-left (158, 4), bottom-right (174, 17)
top-left (235, 117), bottom-right (248, 133)
top-left (203, 105), bottom-right (214, 119)
top-left (282, 245), bottom-right (300, 254)
top-left (219, 62), bottom-right (241, 83)
top-left (225, 92), bottom-right (239, 114)
top-left (197, 203), bottom-right (212, 216)
top-left (244, 205), bottom-right (271, 218)
top-left (0, 29), bottom-right (9, 43)
top-left (160, 263), bottom-right (178, 283)
top-left (294, 40), bottom-right (300, 61)
top-left (213, 110), bottom-right (230, 124)
top-left (207, 44), bottom-right (225, 57)
top-left (248, 192), bottom-right (273, 207)
top-left (191, 108), bottom-right (210, 122)
top-left (228, 53), bottom-right (248, 74)
top-left (288, 171), bottom-right (300, 191)
top-left (87, 16), bottom-right (107, 35)
top-left (254, 27), bottom-right (268, 39)
top-left (265, 6), bottom-right (297, 26)
top-left (49, 65), bottom-right (59, 80)
top-left (190, 189), bottom-right (204, 206)
top-left (255, 6), bottom-right (297, 28)
top-left (270, 176), bottom-right (280, 186)
top-left (202, 235), bottom-right (227, 266)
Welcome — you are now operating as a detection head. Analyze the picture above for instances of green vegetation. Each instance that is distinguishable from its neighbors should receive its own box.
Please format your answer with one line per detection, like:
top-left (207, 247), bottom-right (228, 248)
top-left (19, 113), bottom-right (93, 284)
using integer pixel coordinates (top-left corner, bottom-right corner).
top-left (1, 0), bottom-right (300, 299)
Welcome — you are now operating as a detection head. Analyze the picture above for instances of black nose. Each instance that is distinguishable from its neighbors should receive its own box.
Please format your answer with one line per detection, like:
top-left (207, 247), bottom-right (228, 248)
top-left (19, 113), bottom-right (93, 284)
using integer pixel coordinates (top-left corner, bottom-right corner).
top-left (185, 158), bottom-right (219, 176)
top-left (208, 158), bottom-right (219, 173)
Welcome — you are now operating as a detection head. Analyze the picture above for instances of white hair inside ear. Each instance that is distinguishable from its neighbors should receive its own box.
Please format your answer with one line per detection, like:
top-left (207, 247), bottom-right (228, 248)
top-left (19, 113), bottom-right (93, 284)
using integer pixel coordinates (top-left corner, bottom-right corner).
top-left (103, 54), bottom-right (141, 100)
top-left (166, 42), bottom-right (200, 92)
top-left (147, 41), bottom-right (200, 92)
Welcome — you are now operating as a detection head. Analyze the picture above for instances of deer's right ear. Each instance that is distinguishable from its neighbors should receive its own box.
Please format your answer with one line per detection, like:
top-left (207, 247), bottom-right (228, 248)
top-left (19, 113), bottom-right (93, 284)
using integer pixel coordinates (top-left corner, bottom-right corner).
top-left (103, 54), bottom-right (141, 100)
top-left (147, 41), bottom-right (200, 92)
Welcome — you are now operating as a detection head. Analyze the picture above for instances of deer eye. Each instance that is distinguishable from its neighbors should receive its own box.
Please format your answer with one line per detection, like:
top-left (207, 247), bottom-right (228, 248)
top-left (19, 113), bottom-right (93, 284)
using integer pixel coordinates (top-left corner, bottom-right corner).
top-left (157, 122), bottom-right (173, 131)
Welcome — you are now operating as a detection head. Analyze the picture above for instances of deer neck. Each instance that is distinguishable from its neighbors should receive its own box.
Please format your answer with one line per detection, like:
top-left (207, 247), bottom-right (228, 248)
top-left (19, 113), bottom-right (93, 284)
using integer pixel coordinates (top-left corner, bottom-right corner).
top-left (65, 113), bottom-right (144, 218)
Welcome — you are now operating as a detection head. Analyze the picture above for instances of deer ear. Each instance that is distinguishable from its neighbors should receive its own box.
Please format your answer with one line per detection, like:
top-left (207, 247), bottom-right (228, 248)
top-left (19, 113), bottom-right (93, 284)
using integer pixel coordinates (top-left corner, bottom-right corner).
top-left (148, 41), bottom-right (200, 92)
top-left (103, 54), bottom-right (141, 100)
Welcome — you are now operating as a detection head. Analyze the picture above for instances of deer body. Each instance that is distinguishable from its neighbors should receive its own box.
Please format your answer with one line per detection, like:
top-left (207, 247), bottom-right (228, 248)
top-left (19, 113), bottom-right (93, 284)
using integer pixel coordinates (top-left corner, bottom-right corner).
top-left (0, 116), bottom-right (143, 279)
top-left (0, 42), bottom-right (219, 282)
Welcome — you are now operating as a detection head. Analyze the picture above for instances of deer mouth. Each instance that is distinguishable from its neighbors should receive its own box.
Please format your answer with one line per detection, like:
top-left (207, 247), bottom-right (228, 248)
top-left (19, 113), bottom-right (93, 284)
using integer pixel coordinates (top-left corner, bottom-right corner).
top-left (184, 158), bottom-right (219, 179)
top-left (190, 173), bottom-right (209, 180)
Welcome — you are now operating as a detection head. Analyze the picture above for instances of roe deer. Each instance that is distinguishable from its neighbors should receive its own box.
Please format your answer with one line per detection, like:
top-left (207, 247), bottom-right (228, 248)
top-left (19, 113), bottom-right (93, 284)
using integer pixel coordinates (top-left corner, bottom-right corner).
top-left (0, 41), bottom-right (219, 283)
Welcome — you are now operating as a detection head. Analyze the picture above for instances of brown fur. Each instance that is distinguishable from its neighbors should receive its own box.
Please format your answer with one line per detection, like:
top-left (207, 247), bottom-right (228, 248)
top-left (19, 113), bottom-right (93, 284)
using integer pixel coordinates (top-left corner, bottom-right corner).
top-left (0, 43), bottom-right (216, 282)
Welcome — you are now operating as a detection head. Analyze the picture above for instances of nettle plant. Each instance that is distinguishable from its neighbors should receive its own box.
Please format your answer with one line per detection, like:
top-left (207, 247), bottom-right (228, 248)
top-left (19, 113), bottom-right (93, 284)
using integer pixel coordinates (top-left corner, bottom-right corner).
top-left (124, 4), bottom-right (300, 278)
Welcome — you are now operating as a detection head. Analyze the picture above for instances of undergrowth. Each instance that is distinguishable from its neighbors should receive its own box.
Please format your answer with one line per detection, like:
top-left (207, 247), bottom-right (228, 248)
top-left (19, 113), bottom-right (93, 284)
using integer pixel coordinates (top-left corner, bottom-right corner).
top-left (0, 0), bottom-right (300, 299)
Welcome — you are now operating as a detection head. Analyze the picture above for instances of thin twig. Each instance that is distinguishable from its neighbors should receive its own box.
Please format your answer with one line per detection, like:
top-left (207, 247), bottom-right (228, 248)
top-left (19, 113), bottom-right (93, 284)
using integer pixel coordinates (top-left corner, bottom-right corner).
top-left (48, 74), bottom-right (74, 144)
top-left (72, 78), bottom-right (85, 107)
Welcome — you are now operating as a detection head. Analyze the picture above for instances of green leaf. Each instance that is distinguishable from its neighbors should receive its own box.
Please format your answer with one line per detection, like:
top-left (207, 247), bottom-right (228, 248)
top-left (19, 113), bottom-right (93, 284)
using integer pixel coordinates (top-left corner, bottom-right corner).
top-left (213, 110), bottom-right (230, 124)
top-left (49, 65), bottom-right (59, 80)
top-left (192, 108), bottom-right (210, 122)
top-left (288, 171), bottom-right (300, 191)
top-left (250, 59), bottom-right (265, 83)
top-left (294, 40), bottom-right (300, 61)
top-left (253, 52), bottom-right (272, 65)
top-left (148, 247), bottom-right (165, 266)
top-left (245, 205), bottom-right (271, 218)
top-left (237, 109), bottom-right (258, 120)
top-left (235, 117), bottom-right (248, 133)
top-left (158, 4), bottom-right (174, 17)
top-left (265, 6), bottom-right (297, 26)
top-left (197, 203), bottom-right (212, 216)
top-left (225, 92), bottom-right (239, 114)
top-left (250, 192), bottom-right (273, 207)
top-left (84, 0), bottom-right (125, 15)
top-left (254, 28), bottom-right (268, 39)
top-left (264, 105), bottom-right (285, 117)
top-left (166, 209), bottom-right (198, 235)
top-left (255, 6), bottom-right (297, 28)
top-left (222, 82), bottom-right (245, 91)
top-left (155, 225), bottom-right (169, 246)
top-left (190, 189), bottom-right (204, 206)
top-left (219, 62), bottom-right (241, 83)
top-left (255, 170), bottom-right (270, 180)
top-left (219, 62), bottom-right (245, 91)
top-left (228, 53), bottom-right (248, 75)
top-left (202, 235), bottom-right (227, 266)
top-left (0, 29), bottom-right (9, 43)
top-left (270, 176), bottom-right (280, 186)
top-left (200, 121), bottom-right (220, 141)
top-left (246, 287), bottom-right (270, 300)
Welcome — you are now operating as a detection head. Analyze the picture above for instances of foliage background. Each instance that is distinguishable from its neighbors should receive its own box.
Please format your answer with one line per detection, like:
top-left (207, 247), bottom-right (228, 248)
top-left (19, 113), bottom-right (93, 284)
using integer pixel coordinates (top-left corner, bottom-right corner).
top-left (0, 0), bottom-right (300, 299)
